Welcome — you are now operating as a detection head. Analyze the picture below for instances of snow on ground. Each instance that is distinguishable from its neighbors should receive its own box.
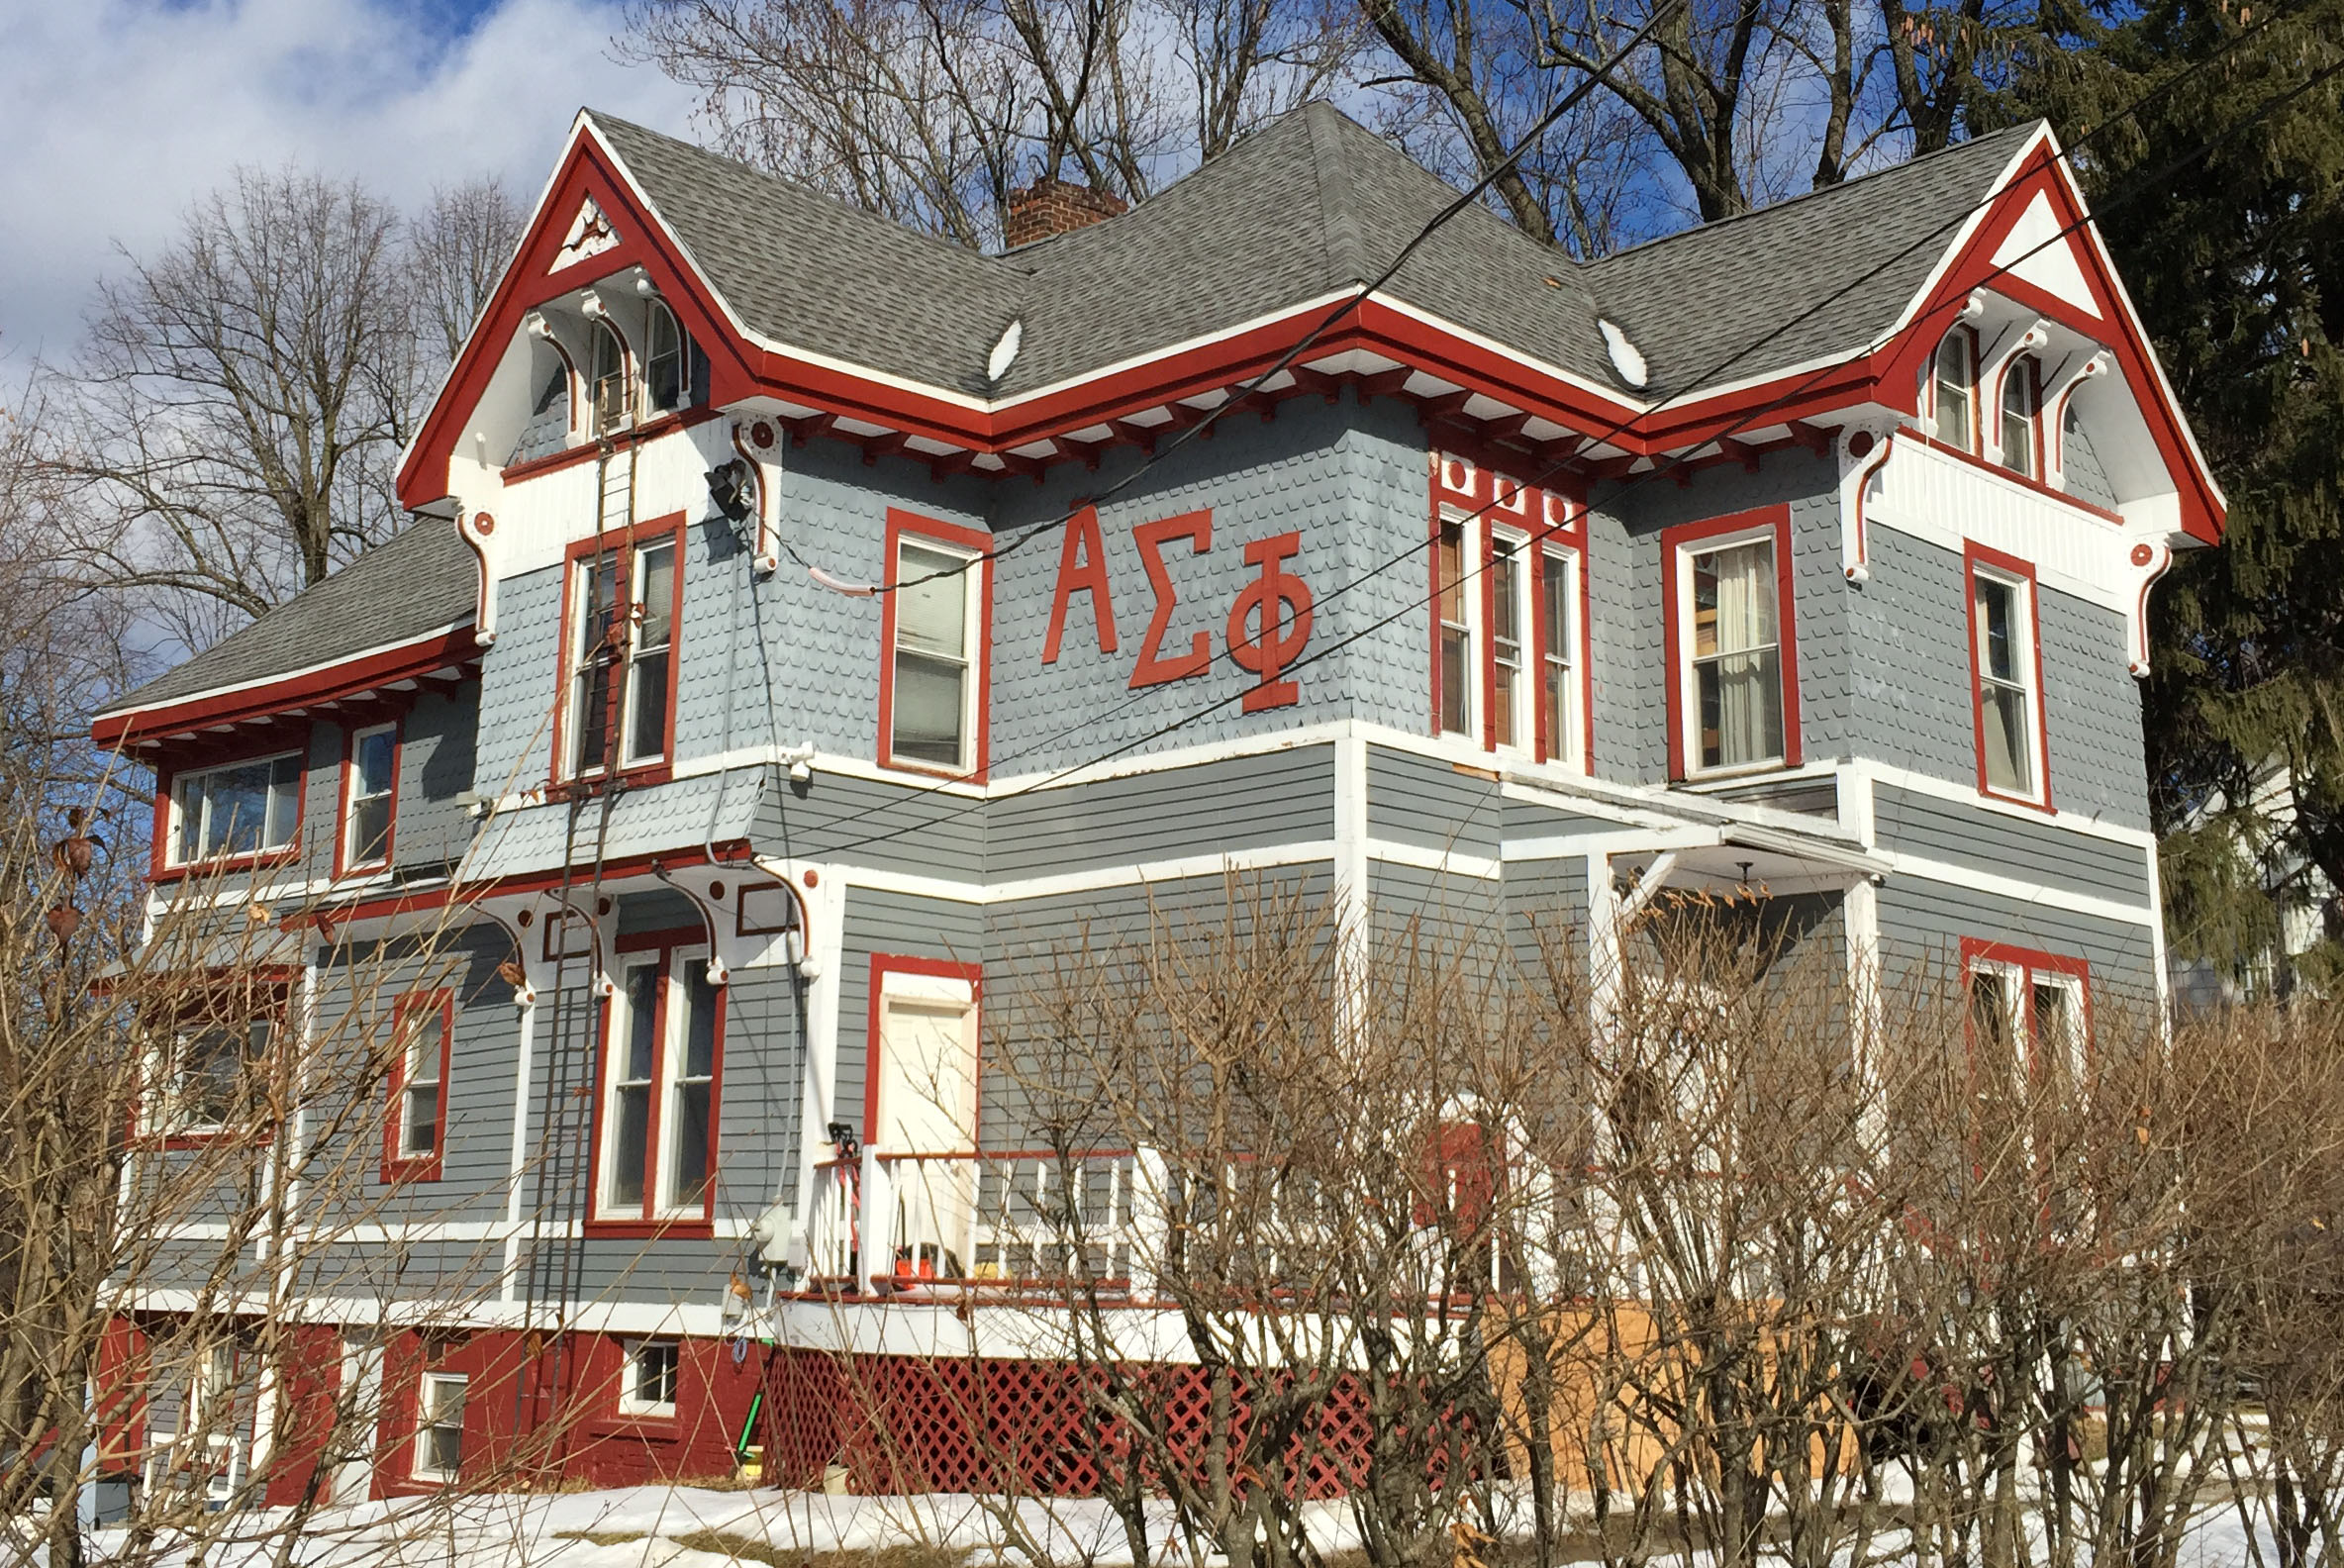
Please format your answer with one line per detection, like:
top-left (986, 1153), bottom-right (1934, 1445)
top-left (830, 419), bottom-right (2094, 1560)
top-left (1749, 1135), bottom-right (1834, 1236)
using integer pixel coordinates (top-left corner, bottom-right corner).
top-left (72, 1484), bottom-right (2285, 1568)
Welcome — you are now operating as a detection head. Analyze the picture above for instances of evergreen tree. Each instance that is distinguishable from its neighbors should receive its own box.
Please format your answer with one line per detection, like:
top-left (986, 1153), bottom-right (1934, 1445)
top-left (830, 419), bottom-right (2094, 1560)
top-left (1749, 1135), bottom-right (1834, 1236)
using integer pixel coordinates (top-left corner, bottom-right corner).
top-left (2004, 1), bottom-right (2344, 990)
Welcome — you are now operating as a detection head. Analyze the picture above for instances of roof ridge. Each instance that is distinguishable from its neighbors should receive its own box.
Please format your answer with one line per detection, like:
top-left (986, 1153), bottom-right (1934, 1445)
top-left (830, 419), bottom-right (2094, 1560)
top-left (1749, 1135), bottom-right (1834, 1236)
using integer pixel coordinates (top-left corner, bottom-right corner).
top-left (582, 109), bottom-right (1026, 280)
top-left (1588, 120), bottom-right (2045, 267)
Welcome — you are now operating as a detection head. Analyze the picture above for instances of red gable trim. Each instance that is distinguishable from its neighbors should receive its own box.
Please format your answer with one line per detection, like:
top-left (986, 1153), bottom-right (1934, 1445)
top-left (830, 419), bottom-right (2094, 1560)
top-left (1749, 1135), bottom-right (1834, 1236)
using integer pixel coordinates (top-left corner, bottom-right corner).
top-left (1876, 138), bottom-right (2224, 543)
top-left (92, 625), bottom-right (478, 750)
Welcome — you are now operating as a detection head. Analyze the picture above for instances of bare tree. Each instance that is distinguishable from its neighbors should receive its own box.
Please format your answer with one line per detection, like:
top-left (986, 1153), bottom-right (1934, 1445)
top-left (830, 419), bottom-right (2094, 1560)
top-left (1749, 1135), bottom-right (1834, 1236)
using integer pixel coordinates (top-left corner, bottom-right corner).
top-left (409, 178), bottom-right (528, 368)
top-left (37, 169), bottom-right (418, 653)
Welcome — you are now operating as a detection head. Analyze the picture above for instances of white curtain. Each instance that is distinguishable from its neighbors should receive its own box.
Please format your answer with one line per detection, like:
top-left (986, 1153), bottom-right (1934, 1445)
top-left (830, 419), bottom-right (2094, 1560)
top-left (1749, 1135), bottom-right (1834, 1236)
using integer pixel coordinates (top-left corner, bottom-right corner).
top-left (1709, 543), bottom-right (1780, 766)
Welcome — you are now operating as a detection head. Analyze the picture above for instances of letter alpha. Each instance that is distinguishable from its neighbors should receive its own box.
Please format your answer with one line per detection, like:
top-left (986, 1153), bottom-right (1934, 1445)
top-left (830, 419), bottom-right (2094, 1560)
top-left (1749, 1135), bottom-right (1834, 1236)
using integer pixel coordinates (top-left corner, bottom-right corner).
top-left (1042, 505), bottom-right (1118, 663)
top-left (1128, 510), bottom-right (1213, 689)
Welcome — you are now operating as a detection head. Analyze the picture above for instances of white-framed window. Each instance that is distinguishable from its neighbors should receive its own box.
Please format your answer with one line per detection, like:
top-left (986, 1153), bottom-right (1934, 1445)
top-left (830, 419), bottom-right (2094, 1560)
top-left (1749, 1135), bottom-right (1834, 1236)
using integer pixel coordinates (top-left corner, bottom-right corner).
top-left (1969, 956), bottom-right (2088, 1088)
top-left (619, 1340), bottom-right (680, 1418)
top-left (888, 539), bottom-right (980, 772)
top-left (170, 751), bottom-right (301, 865)
top-left (1999, 355), bottom-right (2040, 478)
top-left (1435, 516), bottom-right (1475, 737)
top-left (1932, 327), bottom-right (1978, 451)
top-left (643, 301), bottom-right (689, 414)
top-left (589, 319), bottom-right (629, 435)
top-left (1539, 543), bottom-right (1580, 770)
top-left (145, 1340), bottom-right (244, 1504)
top-left (1970, 561), bottom-right (2043, 802)
top-left (343, 723), bottom-right (397, 870)
top-left (159, 1018), bottom-right (271, 1136)
top-left (392, 992), bottom-right (448, 1165)
top-left (565, 536), bottom-right (677, 777)
top-left (413, 1372), bottom-right (466, 1482)
top-left (597, 947), bottom-right (722, 1221)
top-left (1489, 530), bottom-right (1529, 751)
top-left (1680, 534), bottom-right (1784, 773)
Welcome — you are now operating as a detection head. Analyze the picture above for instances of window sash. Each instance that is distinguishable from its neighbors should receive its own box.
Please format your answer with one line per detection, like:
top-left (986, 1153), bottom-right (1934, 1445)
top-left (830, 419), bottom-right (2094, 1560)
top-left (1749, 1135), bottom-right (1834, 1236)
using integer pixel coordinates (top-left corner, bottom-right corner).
top-left (621, 540), bottom-right (676, 767)
top-left (890, 541), bottom-right (977, 770)
top-left (644, 305), bottom-right (686, 413)
top-left (601, 950), bottom-right (721, 1221)
top-left (1491, 535), bottom-right (1526, 749)
top-left (1934, 331), bottom-right (1976, 451)
top-left (622, 1341), bottom-right (680, 1414)
top-left (602, 962), bottom-right (661, 1213)
top-left (168, 1019), bottom-right (270, 1133)
top-left (416, 1373), bottom-right (465, 1480)
top-left (1973, 571), bottom-right (2038, 798)
top-left (1541, 547), bottom-right (1576, 766)
top-left (395, 1001), bottom-right (445, 1161)
top-left (1436, 521), bottom-right (1473, 736)
top-left (1687, 540), bottom-right (1784, 771)
top-left (659, 959), bottom-right (719, 1216)
top-left (2000, 361), bottom-right (2038, 477)
top-left (174, 753), bottom-right (301, 864)
top-left (590, 324), bottom-right (628, 435)
top-left (345, 725), bottom-right (396, 867)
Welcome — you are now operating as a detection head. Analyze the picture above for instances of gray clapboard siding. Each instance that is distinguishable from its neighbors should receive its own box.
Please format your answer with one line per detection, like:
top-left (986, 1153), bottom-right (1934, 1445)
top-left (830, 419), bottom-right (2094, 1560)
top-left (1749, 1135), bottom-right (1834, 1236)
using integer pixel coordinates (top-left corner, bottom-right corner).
top-left (1499, 796), bottom-right (1632, 841)
top-left (1874, 877), bottom-right (2161, 1004)
top-left (1367, 745), bottom-right (1503, 856)
top-left (988, 744), bottom-right (1336, 878)
top-left (715, 962), bottom-right (807, 1214)
top-left (757, 768), bottom-right (985, 882)
top-left (1503, 856), bottom-right (1589, 982)
top-left (1699, 775), bottom-right (1841, 819)
top-left (1369, 857), bottom-right (1501, 951)
top-left (1873, 783), bottom-right (2153, 905)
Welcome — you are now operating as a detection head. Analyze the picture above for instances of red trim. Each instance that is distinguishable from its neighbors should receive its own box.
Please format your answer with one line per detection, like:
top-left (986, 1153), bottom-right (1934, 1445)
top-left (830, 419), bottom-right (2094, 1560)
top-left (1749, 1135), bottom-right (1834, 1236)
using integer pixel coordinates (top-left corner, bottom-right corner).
top-left (381, 989), bottom-right (453, 1185)
top-left (861, 954), bottom-right (984, 1141)
top-left (1041, 504), bottom-right (1119, 663)
top-left (1958, 937), bottom-right (2094, 1081)
top-left (614, 924), bottom-right (709, 953)
top-left (500, 407), bottom-right (727, 484)
top-left (877, 511), bottom-right (994, 780)
top-left (96, 625), bottom-right (474, 750)
top-left (1962, 539), bottom-right (2055, 813)
top-left (334, 719), bottom-right (403, 879)
top-left (149, 736), bottom-right (313, 884)
top-left (1127, 510), bottom-right (1213, 690)
top-left (550, 512), bottom-right (687, 786)
top-left (1427, 456), bottom-right (1590, 762)
top-left (1660, 506), bottom-right (1802, 781)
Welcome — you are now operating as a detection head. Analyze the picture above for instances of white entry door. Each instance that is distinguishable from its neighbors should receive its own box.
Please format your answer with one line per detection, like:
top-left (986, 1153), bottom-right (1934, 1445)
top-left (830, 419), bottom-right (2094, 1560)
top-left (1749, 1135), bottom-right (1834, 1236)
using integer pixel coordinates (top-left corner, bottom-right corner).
top-left (875, 971), bottom-right (977, 1276)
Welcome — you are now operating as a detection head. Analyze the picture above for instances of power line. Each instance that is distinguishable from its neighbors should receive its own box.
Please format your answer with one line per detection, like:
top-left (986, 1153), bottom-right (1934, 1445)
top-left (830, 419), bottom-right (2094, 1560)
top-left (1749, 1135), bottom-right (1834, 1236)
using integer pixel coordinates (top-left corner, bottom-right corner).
top-left (798, 28), bottom-right (2344, 860)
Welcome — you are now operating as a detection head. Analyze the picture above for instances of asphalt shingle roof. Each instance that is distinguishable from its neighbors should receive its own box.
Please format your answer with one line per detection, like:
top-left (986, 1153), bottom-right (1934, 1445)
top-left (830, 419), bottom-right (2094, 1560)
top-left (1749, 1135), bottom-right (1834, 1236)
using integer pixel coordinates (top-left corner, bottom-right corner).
top-left (100, 519), bottom-right (475, 717)
top-left (104, 106), bottom-right (2040, 717)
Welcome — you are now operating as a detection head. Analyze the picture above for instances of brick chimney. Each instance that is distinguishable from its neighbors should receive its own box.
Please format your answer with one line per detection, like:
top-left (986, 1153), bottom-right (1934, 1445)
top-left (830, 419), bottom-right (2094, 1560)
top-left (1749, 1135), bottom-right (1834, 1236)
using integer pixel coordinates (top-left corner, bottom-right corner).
top-left (1003, 176), bottom-right (1128, 246)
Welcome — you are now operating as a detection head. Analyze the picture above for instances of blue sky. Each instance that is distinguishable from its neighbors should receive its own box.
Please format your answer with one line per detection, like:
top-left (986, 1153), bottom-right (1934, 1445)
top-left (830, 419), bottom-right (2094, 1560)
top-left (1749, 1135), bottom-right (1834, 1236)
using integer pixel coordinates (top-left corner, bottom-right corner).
top-left (0, 0), bottom-right (700, 363)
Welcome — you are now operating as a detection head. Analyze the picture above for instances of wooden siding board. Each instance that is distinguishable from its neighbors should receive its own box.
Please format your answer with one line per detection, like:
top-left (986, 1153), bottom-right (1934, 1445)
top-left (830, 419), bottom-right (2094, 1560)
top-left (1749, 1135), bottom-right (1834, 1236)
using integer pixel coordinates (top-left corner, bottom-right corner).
top-left (986, 745), bottom-right (1336, 879)
top-left (1874, 877), bottom-right (2161, 1003)
top-left (1874, 783), bottom-right (2153, 905)
top-left (1366, 745), bottom-right (1503, 856)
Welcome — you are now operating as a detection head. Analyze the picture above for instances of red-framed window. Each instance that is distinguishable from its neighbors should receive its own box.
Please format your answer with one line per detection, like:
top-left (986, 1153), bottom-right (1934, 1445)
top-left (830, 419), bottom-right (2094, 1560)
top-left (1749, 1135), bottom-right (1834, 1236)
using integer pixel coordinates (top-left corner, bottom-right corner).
top-left (865, 954), bottom-right (983, 1280)
top-left (589, 932), bottom-right (724, 1233)
top-left (156, 746), bottom-right (306, 876)
top-left (1662, 506), bottom-right (1801, 780)
top-left (1964, 540), bottom-right (2053, 810)
top-left (1930, 325), bottom-right (1980, 452)
top-left (552, 513), bottom-right (685, 784)
top-left (878, 512), bottom-right (993, 779)
top-left (1996, 353), bottom-right (2043, 480)
top-left (381, 989), bottom-right (452, 1184)
top-left (137, 977), bottom-right (292, 1148)
top-left (1961, 938), bottom-right (2092, 1091)
top-left (1427, 459), bottom-right (1591, 769)
top-left (337, 721), bottom-right (400, 876)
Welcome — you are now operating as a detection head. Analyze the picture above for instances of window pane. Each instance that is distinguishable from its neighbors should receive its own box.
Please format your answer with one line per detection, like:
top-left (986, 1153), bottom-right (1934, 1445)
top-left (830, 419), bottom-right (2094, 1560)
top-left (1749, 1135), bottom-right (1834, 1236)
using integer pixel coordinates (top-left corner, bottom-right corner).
top-left (1982, 683), bottom-right (2032, 795)
top-left (609, 1088), bottom-right (649, 1208)
top-left (1693, 542), bottom-right (1775, 658)
top-left (1439, 628), bottom-right (1470, 735)
top-left (635, 542), bottom-right (675, 650)
top-left (667, 1082), bottom-right (711, 1209)
top-left (1698, 648), bottom-right (1783, 769)
top-left (645, 307), bottom-right (684, 412)
top-left (1543, 551), bottom-right (1572, 758)
top-left (891, 651), bottom-right (966, 765)
top-left (2001, 367), bottom-right (2036, 477)
top-left (1492, 543), bottom-right (1521, 747)
top-left (402, 1085), bottom-right (440, 1155)
top-left (355, 729), bottom-right (396, 795)
top-left (592, 324), bottom-right (627, 433)
top-left (625, 650), bottom-right (670, 762)
top-left (896, 545), bottom-right (966, 658)
top-left (350, 793), bottom-right (392, 865)
top-left (681, 961), bottom-right (718, 1080)
top-left (205, 764), bottom-right (271, 856)
top-left (622, 967), bottom-right (659, 1081)
top-left (1935, 335), bottom-right (1973, 450)
top-left (1971, 969), bottom-right (2012, 1055)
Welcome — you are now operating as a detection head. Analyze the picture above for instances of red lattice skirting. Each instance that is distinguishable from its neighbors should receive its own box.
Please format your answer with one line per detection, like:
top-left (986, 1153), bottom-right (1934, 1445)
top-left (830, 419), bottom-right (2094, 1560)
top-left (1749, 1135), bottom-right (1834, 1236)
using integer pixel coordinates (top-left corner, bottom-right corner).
top-left (764, 1349), bottom-right (1471, 1498)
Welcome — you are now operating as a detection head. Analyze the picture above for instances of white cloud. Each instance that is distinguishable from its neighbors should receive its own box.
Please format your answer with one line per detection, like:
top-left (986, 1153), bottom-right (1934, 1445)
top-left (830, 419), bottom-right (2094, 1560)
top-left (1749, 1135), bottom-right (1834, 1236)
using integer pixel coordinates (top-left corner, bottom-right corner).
top-left (0, 0), bottom-right (701, 361)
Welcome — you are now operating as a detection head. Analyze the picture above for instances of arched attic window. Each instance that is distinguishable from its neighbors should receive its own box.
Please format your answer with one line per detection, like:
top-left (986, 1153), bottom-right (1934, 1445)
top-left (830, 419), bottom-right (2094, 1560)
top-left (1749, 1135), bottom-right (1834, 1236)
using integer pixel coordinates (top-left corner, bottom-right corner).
top-left (644, 301), bottom-right (690, 415)
top-left (1999, 355), bottom-right (2041, 479)
top-left (1932, 327), bottom-right (1978, 452)
top-left (590, 319), bottom-right (630, 436)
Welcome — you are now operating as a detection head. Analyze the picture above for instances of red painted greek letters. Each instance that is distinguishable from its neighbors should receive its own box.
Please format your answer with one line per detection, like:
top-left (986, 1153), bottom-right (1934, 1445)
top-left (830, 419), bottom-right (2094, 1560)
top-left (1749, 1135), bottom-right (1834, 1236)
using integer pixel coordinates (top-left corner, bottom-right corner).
top-left (1042, 505), bottom-right (1118, 663)
top-left (1225, 532), bottom-right (1313, 712)
top-left (1128, 511), bottom-right (1213, 689)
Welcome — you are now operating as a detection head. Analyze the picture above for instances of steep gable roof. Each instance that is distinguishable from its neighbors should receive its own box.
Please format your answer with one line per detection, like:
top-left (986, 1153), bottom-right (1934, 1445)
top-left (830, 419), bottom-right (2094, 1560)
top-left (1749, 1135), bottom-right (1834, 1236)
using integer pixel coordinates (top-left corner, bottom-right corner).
top-left (1586, 123), bottom-right (2039, 400)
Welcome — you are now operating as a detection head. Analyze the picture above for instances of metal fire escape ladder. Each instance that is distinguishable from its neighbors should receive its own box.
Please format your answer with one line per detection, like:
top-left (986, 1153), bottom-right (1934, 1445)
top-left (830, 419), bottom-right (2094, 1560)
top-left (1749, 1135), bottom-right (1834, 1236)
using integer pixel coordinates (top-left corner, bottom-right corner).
top-left (513, 437), bottom-right (635, 1471)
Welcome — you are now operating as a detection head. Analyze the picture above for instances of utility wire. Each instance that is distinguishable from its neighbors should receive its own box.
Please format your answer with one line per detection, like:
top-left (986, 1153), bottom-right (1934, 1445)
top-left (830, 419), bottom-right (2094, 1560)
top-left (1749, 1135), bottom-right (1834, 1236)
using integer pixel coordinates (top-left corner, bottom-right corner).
top-left (800, 26), bottom-right (2344, 860)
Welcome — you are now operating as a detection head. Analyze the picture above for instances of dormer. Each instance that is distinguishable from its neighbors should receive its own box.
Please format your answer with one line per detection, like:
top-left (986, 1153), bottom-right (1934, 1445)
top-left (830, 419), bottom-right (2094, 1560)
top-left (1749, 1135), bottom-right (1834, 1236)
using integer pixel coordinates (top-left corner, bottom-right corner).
top-left (470, 266), bottom-right (712, 474)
